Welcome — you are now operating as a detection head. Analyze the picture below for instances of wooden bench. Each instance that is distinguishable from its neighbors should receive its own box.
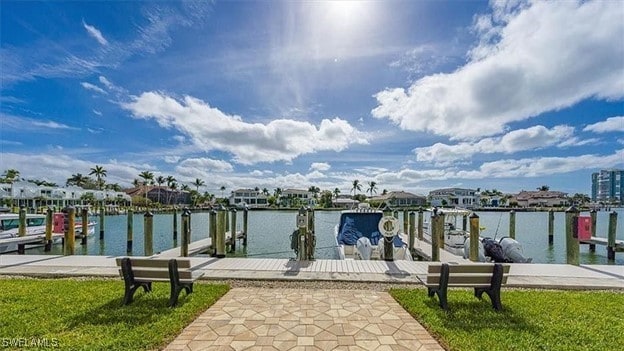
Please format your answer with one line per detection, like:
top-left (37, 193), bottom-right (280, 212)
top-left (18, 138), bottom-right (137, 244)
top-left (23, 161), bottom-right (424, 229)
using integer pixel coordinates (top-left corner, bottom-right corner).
top-left (425, 263), bottom-right (510, 311)
top-left (115, 257), bottom-right (204, 307)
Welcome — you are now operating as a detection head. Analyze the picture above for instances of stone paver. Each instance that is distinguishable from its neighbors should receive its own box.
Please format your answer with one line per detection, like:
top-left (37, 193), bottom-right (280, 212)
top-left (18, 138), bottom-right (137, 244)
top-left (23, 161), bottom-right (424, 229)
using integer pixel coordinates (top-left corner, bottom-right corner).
top-left (164, 288), bottom-right (443, 351)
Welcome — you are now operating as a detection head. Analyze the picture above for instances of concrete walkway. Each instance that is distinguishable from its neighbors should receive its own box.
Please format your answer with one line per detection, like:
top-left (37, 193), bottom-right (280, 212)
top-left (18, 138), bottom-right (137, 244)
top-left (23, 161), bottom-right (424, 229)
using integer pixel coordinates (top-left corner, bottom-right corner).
top-left (165, 288), bottom-right (443, 351)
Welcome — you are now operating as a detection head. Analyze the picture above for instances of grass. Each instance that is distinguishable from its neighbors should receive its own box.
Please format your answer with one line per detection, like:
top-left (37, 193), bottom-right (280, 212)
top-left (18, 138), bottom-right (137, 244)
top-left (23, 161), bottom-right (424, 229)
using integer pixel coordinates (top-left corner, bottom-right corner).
top-left (0, 278), bottom-right (229, 350)
top-left (390, 287), bottom-right (624, 351)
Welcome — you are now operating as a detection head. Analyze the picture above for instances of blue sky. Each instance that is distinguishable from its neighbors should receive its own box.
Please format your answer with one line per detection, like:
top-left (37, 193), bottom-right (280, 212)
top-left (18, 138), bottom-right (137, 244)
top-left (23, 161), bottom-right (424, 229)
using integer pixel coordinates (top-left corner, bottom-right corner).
top-left (1, 0), bottom-right (623, 196)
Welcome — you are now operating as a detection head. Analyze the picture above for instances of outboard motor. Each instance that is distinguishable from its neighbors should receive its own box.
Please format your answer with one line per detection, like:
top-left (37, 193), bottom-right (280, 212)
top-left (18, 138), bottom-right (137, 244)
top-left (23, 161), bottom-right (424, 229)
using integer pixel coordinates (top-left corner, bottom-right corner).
top-left (356, 237), bottom-right (373, 260)
top-left (463, 237), bottom-right (487, 262)
top-left (482, 237), bottom-right (506, 262)
top-left (499, 237), bottom-right (532, 263)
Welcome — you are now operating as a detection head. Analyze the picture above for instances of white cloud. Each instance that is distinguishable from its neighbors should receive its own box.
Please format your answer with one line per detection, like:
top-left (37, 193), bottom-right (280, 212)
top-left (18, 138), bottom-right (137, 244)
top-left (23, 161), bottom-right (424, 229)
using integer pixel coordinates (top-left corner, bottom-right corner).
top-left (122, 92), bottom-right (368, 164)
top-left (414, 125), bottom-right (575, 164)
top-left (372, 0), bottom-right (624, 140)
top-left (310, 162), bottom-right (331, 171)
top-left (93, 110), bottom-right (102, 116)
top-left (1, 114), bottom-right (78, 131)
top-left (80, 82), bottom-right (107, 94)
top-left (176, 157), bottom-right (234, 173)
top-left (164, 156), bottom-right (181, 164)
top-left (82, 20), bottom-right (109, 46)
top-left (583, 116), bottom-right (624, 133)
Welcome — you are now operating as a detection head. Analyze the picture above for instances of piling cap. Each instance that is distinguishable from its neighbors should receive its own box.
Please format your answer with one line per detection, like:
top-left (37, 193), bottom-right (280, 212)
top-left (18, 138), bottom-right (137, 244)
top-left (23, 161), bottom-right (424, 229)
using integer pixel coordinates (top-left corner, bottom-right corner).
top-left (182, 208), bottom-right (192, 216)
top-left (144, 210), bottom-right (153, 217)
top-left (217, 204), bottom-right (227, 211)
top-left (565, 205), bottom-right (579, 213)
top-left (469, 212), bottom-right (479, 219)
top-left (230, 208), bottom-right (237, 213)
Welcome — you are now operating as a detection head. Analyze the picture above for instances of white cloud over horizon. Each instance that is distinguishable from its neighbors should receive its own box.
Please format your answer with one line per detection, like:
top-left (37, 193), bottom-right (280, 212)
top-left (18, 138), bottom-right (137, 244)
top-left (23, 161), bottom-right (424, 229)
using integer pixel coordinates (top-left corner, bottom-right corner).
top-left (372, 0), bottom-right (624, 140)
top-left (122, 91), bottom-right (369, 164)
top-left (583, 116), bottom-right (624, 133)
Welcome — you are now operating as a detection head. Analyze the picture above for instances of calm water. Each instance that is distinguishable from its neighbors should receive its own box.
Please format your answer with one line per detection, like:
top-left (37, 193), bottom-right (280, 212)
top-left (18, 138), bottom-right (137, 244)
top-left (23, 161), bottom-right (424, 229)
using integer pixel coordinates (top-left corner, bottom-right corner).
top-left (24, 209), bottom-right (624, 264)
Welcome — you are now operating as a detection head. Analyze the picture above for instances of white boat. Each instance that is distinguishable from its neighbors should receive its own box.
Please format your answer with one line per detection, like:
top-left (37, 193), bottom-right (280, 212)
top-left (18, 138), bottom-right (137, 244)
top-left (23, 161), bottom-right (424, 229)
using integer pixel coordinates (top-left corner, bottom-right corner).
top-left (422, 207), bottom-right (472, 256)
top-left (0, 213), bottom-right (96, 253)
top-left (335, 205), bottom-right (412, 260)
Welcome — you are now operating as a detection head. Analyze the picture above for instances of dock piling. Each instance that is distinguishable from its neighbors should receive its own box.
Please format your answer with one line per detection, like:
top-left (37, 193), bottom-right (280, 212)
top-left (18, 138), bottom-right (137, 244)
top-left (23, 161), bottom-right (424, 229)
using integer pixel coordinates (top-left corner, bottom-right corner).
top-left (509, 210), bottom-right (516, 239)
top-left (469, 213), bottom-right (480, 261)
top-left (431, 213), bottom-right (441, 262)
top-left (99, 207), bottom-right (105, 240)
top-left (144, 211), bottom-right (153, 256)
top-left (306, 207), bottom-right (315, 260)
top-left (243, 208), bottom-right (249, 246)
top-left (81, 208), bottom-right (88, 245)
top-left (607, 211), bottom-right (618, 261)
top-left (209, 210), bottom-right (217, 256)
top-left (297, 207), bottom-right (307, 261)
top-left (64, 206), bottom-right (76, 255)
top-left (565, 206), bottom-right (580, 265)
top-left (548, 210), bottom-right (554, 245)
top-left (126, 209), bottom-right (133, 253)
top-left (230, 208), bottom-right (237, 252)
top-left (403, 209), bottom-right (409, 236)
top-left (18, 207), bottom-right (26, 237)
top-left (172, 207), bottom-right (178, 241)
top-left (589, 209), bottom-right (597, 252)
top-left (216, 206), bottom-right (226, 258)
top-left (417, 208), bottom-right (424, 241)
top-left (408, 211), bottom-right (415, 252)
top-left (44, 208), bottom-right (52, 251)
top-left (462, 214), bottom-right (468, 231)
top-left (181, 208), bottom-right (191, 257)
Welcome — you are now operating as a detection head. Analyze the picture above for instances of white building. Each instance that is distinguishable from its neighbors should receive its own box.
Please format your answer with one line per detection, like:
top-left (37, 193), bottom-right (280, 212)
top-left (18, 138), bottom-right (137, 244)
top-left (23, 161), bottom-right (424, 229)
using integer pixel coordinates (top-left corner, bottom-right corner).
top-left (228, 189), bottom-right (268, 208)
top-left (428, 188), bottom-right (480, 208)
top-left (280, 189), bottom-right (315, 207)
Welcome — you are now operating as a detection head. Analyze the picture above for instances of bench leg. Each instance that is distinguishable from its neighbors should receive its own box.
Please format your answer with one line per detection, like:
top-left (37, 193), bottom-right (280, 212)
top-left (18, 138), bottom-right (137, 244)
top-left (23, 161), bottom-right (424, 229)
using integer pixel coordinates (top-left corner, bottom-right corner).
top-left (168, 259), bottom-right (194, 307)
top-left (474, 264), bottom-right (504, 311)
top-left (428, 264), bottom-right (450, 310)
top-left (121, 258), bottom-right (153, 305)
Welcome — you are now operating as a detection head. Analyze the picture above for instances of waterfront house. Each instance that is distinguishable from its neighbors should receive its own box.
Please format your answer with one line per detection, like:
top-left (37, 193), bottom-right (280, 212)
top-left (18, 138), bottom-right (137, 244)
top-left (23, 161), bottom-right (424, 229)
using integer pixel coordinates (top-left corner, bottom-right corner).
top-left (280, 189), bottom-right (315, 207)
top-left (124, 186), bottom-right (189, 205)
top-left (512, 190), bottom-right (569, 208)
top-left (428, 187), bottom-right (480, 208)
top-left (369, 191), bottom-right (427, 207)
top-left (332, 196), bottom-right (359, 209)
top-left (228, 188), bottom-right (269, 208)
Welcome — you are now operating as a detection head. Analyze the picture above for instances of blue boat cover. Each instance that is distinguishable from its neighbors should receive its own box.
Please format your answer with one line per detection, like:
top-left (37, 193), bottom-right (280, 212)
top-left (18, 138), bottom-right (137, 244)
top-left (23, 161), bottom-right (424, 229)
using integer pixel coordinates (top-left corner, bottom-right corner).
top-left (337, 213), bottom-right (404, 247)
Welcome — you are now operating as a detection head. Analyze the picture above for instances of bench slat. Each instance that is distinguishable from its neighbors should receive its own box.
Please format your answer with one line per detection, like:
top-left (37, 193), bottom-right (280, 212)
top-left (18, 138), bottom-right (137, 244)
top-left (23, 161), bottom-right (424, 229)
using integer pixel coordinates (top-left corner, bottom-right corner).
top-left (428, 264), bottom-right (510, 274)
top-left (119, 268), bottom-right (200, 280)
top-left (115, 257), bottom-right (192, 269)
top-left (426, 275), bottom-right (509, 285)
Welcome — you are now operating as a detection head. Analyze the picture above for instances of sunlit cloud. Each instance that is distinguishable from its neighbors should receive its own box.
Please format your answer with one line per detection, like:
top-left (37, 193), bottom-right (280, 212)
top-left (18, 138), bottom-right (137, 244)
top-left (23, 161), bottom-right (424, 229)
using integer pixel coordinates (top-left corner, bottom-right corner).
top-left (583, 116), bottom-right (624, 133)
top-left (82, 20), bottom-right (109, 45)
top-left (80, 82), bottom-right (107, 94)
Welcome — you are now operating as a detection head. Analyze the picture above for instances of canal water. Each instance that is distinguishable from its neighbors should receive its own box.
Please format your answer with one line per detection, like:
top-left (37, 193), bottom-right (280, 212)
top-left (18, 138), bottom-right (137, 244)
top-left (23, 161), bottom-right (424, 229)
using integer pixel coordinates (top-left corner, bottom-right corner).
top-left (24, 209), bottom-right (624, 265)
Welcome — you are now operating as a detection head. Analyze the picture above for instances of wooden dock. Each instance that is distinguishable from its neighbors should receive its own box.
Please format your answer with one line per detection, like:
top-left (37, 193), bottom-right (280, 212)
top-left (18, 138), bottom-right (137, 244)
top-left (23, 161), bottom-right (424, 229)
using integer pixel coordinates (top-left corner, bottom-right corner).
top-left (155, 231), bottom-right (243, 258)
top-left (409, 238), bottom-right (470, 263)
top-left (580, 236), bottom-right (624, 252)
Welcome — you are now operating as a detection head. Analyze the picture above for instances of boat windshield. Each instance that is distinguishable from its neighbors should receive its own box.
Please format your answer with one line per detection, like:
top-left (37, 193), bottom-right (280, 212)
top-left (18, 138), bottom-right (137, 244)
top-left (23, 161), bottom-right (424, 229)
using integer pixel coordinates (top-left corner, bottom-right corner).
top-left (27, 217), bottom-right (45, 226)
top-left (1, 219), bottom-right (19, 231)
top-left (337, 212), bottom-right (383, 245)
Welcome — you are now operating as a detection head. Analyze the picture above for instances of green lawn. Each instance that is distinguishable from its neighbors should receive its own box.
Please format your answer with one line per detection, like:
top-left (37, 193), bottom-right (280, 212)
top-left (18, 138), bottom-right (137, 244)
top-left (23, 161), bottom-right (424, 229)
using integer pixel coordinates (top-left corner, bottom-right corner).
top-left (0, 278), bottom-right (229, 350)
top-left (390, 288), bottom-right (624, 351)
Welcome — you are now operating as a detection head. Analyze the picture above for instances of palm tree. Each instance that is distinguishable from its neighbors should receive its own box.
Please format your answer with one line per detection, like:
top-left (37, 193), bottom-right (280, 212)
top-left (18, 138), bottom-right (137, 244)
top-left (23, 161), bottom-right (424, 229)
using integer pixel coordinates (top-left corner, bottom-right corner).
top-left (139, 171), bottom-right (154, 204)
top-left (333, 188), bottom-right (341, 199)
top-left (366, 181), bottom-right (377, 196)
top-left (166, 176), bottom-right (177, 204)
top-left (169, 182), bottom-right (178, 205)
top-left (66, 173), bottom-right (89, 187)
top-left (181, 184), bottom-right (190, 191)
top-left (89, 165), bottom-right (107, 190)
top-left (351, 180), bottom-right (362, 198)
top-left (538, 185), bottom-right (550, 191)
top-left (308, 186), bottom-right (320, 200)
top-left (382, 189), bottom-right (388, 196)
top-left (193, 178), bottom-right (205, 192)
top-left (132, 178), bottom-right (141, 188)
top-left (155, 175), bottom-right (165, 204)
top-left (220, 186), bottom-right (226, 198)
top-left (2, 169), bottom-right (20, 183)
top-left (262, 188), bottom-right (270, 196)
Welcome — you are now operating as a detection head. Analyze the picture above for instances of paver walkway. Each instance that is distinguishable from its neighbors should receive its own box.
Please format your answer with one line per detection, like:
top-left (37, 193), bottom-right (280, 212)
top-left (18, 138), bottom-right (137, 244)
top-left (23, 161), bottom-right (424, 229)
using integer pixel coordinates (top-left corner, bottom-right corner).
top-left (165, 288), bottom-right (443, 351)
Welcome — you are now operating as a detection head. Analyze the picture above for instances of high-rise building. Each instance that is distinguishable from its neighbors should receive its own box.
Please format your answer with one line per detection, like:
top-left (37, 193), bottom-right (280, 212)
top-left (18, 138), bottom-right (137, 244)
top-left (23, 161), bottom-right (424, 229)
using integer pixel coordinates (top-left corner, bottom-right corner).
top-left (591, 169), bottom-right (624, 204)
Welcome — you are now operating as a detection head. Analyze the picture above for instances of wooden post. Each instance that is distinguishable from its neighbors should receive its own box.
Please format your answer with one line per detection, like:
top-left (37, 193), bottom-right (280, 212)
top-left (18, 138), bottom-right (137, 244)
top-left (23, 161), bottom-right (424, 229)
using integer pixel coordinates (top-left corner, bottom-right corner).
top-left (306, 207), bottom-right (315, 260)
top-left (607, 211), bottom-right (618, 261)
top-left (243, 208), bottom-right (249, 246)
top-left (417, 208), bottom-right (424, 240)
top-left (431, 213), bottom-right (441, 262)
top-left (18, 207), bottom-right (26, 237)
top-left (209, 209), bottom-right (217, 256)
top-left (216, 206), bottom-right (226, 258)
top-left (230, 208), bottom-right (237, 252)
top-left (172, 207), bottom-right (178, 241)
top-left (64, 206), bottom-right (75, 255)
top-left (408, 211), bottom-right (415, 251)
top-left (438, 212), bottom-right (445, 249)
top-left (81, 207), bottom-right (88, 245)
top-left (44, 208), bottom-right (53, 251)
top-left (403, 209), bottom-right (409, 236)
top-left (126, 209), bottom-right (133, 253)
top-left (565, 206), bottom-right (580, 265)
top-left (99, 207), bottom-right (105, 240)
top-left (589, 209), bottom-right (597, 251)
top-left (469, 213), bottom-right (480, 261)
top-left (509, 210), bottom-right (516, 240)
top-left (548, 210), bottom-right (555, 245)
top-left (298, 207), bottom-right (306, 261)
top-left (144, 211), bottom-right (153, 256)
top-left (181, 208), bottom-right (191, 257)
top-left (462, 214), bottom-right (468, 231)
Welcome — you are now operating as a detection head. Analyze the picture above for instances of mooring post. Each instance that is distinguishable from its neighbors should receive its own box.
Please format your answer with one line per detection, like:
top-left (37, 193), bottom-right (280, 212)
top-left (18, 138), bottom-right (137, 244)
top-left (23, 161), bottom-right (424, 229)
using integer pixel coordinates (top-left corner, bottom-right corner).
top-left (216, 206), bottom-right (226, 258)
top-left (99, 207), bottom-right (105, 240)
top-left (81, 207), bottom-right (88, 245)
top-left (64, 206), bottom-right (76, 256)
top-left (306, 206), bottom-right (315, 260)
top-left (438, 211), bottom-right (446, 248)
top-left (209, 209), bottom-right (217, 256)
top-left (18, 206), bottom-right (26, 237)
top-left (607, 211), bottom-right (618, 261)
top-left (565, 206), bottom-right (580, 265)
top-left (462, 214), bottom-right (468, 231)
top-left (509, 210), bottom-right (516, 240)
top-left (589, 209), bottom-right (597, 251)
top-left (172, 207), bottom-right (178, 241)
top-left (126, 208), bottom-right (133, 253)
top-left (181, 208), bottom-right (191, 257)
top-left (44, 208), bottom-right (53, 251)
top-left (230, 208), bottom-right (237, 252)
top-left (469, 213), bottom-right (480, 261)
top-left (548, 210), bottom-right (555, 245)
top-left (243, 207), bottom-right (249, 246)
top-left (298, 207), bottom-right (307, 261)
top-left (403, 209), bottom-right (409, 236)
top-left (431, 213), bottom-right (441, 262)
top-left (417, 207), bottom-right (424, 241)
top-left (144, 210), bottom-right (153, 256)
top-left (408, 211), bottom-right (415, 251)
